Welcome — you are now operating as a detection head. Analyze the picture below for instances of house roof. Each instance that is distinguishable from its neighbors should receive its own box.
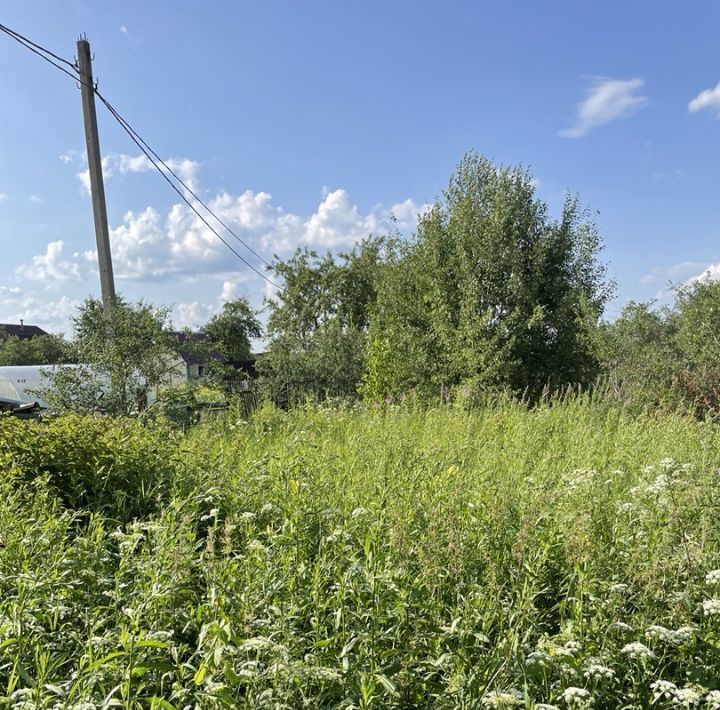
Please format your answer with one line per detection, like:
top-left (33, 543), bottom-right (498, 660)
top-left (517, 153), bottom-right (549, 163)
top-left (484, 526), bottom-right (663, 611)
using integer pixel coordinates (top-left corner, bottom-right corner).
top-left (0, 323), bottom-right (48, 340)
top-left (168, 331), bottom-right (259, 375)
top-left (169, 331), bottom-right (220, 365)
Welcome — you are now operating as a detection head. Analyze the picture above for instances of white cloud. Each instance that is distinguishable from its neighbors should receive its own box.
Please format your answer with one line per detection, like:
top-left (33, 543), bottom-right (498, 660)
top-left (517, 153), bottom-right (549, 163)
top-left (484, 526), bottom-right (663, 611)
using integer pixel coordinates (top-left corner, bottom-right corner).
top-left (120, 25), bottom-right (128, 34)
top-left (219, 280), bottom-right (237, 303)
top-left (46, 153), bottom-right (429, 286)
top-left (688, 82), bottom-right (720, 117)
top-left (0, 193), bottom-right (8, 202)
top-left (15, 240), bottom-right (84, 283)
top-left (640, 260), bottom-right (707, 285)
top-left (174, 301), bottom-right (215, 330)
top-left (0, 293), bottom-right (80, 335)
top-left (688, 262), bottom-right (720, 285)
top-left (559, 78), bottom-right (647, 138)
top-left (101, 186), bottom-right (426, 281)
top-left (29, 194), bottom-right (42, 204)
top-left (59, 150), bottom-right (81, 165)
top-left (76, 153), bottom-right (200, 196)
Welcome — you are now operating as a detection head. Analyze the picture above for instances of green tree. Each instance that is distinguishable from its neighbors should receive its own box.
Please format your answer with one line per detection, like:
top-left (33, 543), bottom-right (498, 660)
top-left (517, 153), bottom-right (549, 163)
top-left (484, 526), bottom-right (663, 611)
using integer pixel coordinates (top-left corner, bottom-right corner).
top-left (260, 237), bottom-right (390, 403)
top-left (40, 297), bottom-right (176, 415)
top-left (598, 300), bottom-right (681, 410)
top-left (673, 279), bottom-right (720, 416)
top-left (0, 333), bottom-right (75, 366)
top-left (363, 152), bottom-right (613, 400)
top-left (203, 298), bottom-right (262, 361)
top-left (191, 297), bottom-right (263, 392)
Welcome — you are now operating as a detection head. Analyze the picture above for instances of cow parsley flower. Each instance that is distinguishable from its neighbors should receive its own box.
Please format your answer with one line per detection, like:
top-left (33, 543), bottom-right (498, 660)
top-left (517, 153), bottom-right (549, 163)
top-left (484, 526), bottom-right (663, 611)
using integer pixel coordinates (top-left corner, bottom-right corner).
top-left (645, 625), bottom-right (674, 642)
top-left (650, 680), bottom-right (678, 702)
top-left (675, 686), bottom-right (701, 706)
top-left (705, 569), bottom-right (720, 585)
top-left (582, 661), bottom-right (615, 681)
top-left (621, 641), bottom-right (654, 660)
top-left (647, 474), bottom-right (670, 495)
top-left (526, 650), bottom-right (553, 670)
top-left (703, 599), bottom-right (720, 616)
top-left (562, 686), bottom-right (593, 707)
top-left (706, 690), bottom-right (720, 709)
top-left (670, 626), bottom-right (696, 645)
top-left (481, 689), bottom-right (524, 707)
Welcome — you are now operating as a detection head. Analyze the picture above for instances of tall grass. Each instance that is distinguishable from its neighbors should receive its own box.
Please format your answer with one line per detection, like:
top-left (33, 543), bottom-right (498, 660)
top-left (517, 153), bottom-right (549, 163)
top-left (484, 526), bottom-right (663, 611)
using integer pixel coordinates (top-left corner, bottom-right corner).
top-left (2, 398), bottom-right (720, 707)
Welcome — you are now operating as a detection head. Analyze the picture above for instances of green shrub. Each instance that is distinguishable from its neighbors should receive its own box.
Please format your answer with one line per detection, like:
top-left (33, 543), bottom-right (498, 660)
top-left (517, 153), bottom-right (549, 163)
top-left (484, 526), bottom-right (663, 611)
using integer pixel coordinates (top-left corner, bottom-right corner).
top-left (0, 413), bottom-right (182, 521)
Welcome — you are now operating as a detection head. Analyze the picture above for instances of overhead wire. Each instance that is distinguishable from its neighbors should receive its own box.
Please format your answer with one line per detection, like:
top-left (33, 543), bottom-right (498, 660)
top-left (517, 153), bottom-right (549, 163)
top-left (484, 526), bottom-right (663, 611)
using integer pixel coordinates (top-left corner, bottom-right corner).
top-left (95, 92), bottom-right (281, 289)
top-left (0, 23), bottom-right (79, 81)
top-left (0, 21), bottom-right (281, 290)
top-left (94, 91), bottom-right (274, 269)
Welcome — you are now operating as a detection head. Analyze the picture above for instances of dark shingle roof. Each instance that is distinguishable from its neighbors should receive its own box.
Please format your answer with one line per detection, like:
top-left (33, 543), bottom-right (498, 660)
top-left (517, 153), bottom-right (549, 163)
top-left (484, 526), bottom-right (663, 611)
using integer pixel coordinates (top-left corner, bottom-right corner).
top-left (0, 324), bottom-right (48, 340)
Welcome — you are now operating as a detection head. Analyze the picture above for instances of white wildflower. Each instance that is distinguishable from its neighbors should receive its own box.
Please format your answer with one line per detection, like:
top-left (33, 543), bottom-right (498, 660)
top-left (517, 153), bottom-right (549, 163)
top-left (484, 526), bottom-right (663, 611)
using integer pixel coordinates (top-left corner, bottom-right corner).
top-left (608, 583), bottom-right (628, 594)
top-left (609, 621), bottom-right (633, 633)
top-left (706, 690), bottom-right (720, 709)
top-left (564, 640), bottom-right (582, 654)
top-left (535, 705), bottom-right (560, 710)
top-left (526, 650), bottom-right (553, 670)
top-left (562, 686), bottom-right (594, 707)
top-left (621, 641), bottom-right (654, 660)
top-left (675, 687), bottom-right (701, 706)
top-left (660, 457), bottom-right (675, 469)
top-left (582, 661), bottom-right (615, 681)
top-left (645, 625), bottom-right (674, 642)
top-left (703, 599), bottom-right (720, 616)
top-left (650, 680), bottom-right (678, 702)
top-left (705, 569), bottom-right (720, 585)
top-left (670, 626), bottom-right (697, 645)
top-left (647, 474), bottom-right (670, 495)
top-left (481, 689), bottom-right (524, 707)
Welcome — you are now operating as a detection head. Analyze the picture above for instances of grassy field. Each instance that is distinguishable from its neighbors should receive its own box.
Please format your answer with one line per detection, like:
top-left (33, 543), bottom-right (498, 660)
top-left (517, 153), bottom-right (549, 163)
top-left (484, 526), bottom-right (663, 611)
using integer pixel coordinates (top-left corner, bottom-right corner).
top-left (2, 398), bottom-right (720, 707)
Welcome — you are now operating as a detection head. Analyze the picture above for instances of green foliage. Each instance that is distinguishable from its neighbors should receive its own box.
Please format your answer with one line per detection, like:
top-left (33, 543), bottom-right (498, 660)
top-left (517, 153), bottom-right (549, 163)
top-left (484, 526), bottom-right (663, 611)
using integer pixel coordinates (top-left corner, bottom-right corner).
top-left (261, 238), bottom-right (390, 402)
top-left (600, 280), bottom-right (720, 418)
top-left (0, 413), bottom-right (180, 521)
top-left (203, 297), bottom-right (262, 362)
top-left (183, 297), bottom-right (263, 393)
top-left (0, 333), bottom-right (75, 366)
top-left (599, 300), bottom-right (682, 411)
top-left (364, 152), bottom-right (613, 401)
top-left (39, 297), bottom-right (176, 416)
top-left (3, 400), bottom-right (720, 706)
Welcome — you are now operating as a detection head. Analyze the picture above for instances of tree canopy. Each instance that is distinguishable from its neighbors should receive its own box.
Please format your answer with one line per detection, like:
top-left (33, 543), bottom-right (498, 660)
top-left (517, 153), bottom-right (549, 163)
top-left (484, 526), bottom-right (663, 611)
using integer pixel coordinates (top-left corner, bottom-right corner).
top-left (363, 153), bottom-right (613, 400)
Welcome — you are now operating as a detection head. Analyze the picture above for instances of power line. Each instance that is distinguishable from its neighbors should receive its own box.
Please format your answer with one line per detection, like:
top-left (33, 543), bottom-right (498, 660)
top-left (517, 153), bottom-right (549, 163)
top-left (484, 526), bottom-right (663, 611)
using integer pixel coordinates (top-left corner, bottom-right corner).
top-left (95, 91), bottom-right (273, 268)
top-left (96, 92), bottom-right (281, 289)
top-left (0, 23), bottom-right (79, 82)
top-left (0, 21), bottom-right (281, 290)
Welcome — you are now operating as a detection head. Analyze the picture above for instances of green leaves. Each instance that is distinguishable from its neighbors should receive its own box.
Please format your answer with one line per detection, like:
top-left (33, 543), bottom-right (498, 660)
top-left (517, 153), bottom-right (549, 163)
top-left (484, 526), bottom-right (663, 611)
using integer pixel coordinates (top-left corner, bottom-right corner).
top-left (38, 296), bottom-right (177, 416)
top-left (3, 399), bottom-right (720, 705)
top-left (366, 152), bottom-right (612, 401)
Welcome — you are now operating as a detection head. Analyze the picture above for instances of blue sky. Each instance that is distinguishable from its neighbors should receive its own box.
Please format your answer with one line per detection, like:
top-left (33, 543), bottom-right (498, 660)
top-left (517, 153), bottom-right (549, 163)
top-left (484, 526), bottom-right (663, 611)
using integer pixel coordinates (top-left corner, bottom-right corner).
top-left (1, 0), bottom-right (720, 334)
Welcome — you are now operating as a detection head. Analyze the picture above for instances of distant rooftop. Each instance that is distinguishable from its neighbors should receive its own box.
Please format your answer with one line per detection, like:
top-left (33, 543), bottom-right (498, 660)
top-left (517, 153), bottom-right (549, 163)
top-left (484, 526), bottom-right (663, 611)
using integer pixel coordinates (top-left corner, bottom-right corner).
top-left (0, 322), bottom-right (48, 340)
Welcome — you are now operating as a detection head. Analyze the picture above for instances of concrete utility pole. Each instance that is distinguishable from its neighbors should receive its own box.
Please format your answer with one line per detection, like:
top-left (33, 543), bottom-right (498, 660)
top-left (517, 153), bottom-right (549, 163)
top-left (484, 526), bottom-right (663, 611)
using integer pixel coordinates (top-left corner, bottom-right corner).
top-left (77, 35), bottom-right (115, 314)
